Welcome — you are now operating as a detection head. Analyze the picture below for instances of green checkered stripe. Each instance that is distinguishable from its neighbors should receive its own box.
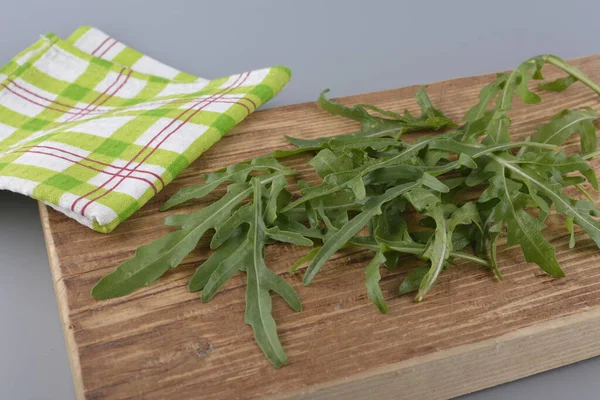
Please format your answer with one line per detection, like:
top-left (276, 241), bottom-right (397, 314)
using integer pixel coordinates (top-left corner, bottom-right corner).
top-left (0, 27), bottom-right (290, 233)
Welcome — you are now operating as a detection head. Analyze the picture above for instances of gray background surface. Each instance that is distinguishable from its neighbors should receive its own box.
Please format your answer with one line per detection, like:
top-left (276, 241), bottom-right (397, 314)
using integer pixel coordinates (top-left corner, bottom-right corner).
top-left (1, 0), bottom-right (600, 399)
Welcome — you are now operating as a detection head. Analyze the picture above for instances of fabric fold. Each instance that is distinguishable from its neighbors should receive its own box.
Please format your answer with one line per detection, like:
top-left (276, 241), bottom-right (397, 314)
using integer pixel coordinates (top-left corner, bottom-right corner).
top-left (0, 26), bottom-right (290, 232)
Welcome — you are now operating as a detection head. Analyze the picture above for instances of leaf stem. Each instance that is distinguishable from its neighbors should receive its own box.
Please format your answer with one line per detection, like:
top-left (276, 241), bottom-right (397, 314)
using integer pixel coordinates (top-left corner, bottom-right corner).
top-left (575, 183), bottom-right (595, 203)
top-left (543, 54), bottom-right (600, 97)
top-left (382, 243), bottom-right (492, 268)
top-left (582, 150), bottom-right (600, 160)
top-left (471, 141), bottom-right (557, 158)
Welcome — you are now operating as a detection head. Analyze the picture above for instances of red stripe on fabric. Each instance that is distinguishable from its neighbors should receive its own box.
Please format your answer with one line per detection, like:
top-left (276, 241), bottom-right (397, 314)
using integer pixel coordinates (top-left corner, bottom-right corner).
top-left (91, 36), bottom-right (111, 56)
top-left (99, 95), bottom-right (255, 114)
top-left (215, 100), bottom-right (250, 115)
top-left (0, 83), bottom-right (80, 115)
top-left (98, 39), bottom-right (118, 59)
top-left (80, 73), bottom-right (251, 215)
top-left (6, 79), bottom-right (88, 111)
top-left (229, 95), bottom-right (257, 108)
top-left (21, 145), bottom-right (165, 187)
top-left (81, 69), bottom-right (132, 117)
top-left (54, 97), bottom-right (253, 119)
top-left (3, 74), bottom-right (255, 121)
top-left (55, 93), bottom-right (255, 119)
top-left (75, 72), bottom-right (249, 215)
top-left (15, 149), bottom-right (158, 193)
top-left (64, 67), bottom-right (126, 123)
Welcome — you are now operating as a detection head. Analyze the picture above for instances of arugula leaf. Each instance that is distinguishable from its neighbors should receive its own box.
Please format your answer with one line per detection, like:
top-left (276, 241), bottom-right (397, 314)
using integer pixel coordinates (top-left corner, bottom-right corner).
top-left (538, 75), bottom-right (577, 92)
top-left (282, 136), bottom-right (443, 212)
top-left (489, 154), bottom-right (600, 248)
top-left (244, 178), bottom-right (301, 368)
top-left (91, 184), bottom-right (253, 299)
top-left (161, 158), bottom-right (294, 210)
top-left (189, 228), bottom-right (248, 292)
top-left (399, 266), bottom-right (430, 294)
top-left (365, 251), bottom-right (389, 313)
top-left (317, 87), bottom-right (455, 131)
top-left (304, 181), bottom-right (421, 285)
top-left (480, 170), bottom-right (564, 277)
top-left (416, 205), bottom-right (450, 301)
top-left (279, 87), bottom-right (456, 157)
top-left (531, 108), bottom-right (597, 154)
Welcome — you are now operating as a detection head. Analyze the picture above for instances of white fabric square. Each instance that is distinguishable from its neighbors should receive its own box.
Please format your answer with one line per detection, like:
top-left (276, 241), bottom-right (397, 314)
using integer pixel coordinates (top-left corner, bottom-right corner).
top-left (94, 70), bottom-right (125, 93)
top-left (33, 140), bottom-right (92, 158)
top-left (59, 192), bottom-right (118, 224)
top-left (83, 201), bottom-right (120, 225)
top-left (241, 68), bottom-right (270, 87)
top-left (112, 99), bottom-right (167, 114)
top-left (219, 73), bottom-right (243, 89)
top-left (0, 122), bottom-right (17, 143)
top-left (135, 117), bottom-right (208, 153)
top-left (69, 116), bottom-right (135, 138)
top-left (112, 76), bottom-right (146, 99)
top-left (100, 41), bottom-right (126, 60)
top-left (11, 77), bottom-right (59, 104)
top-left (0, 176), bottom-right (39, 196)
top-left (14, 150), bottom-right (74, 172)
top-left (179, 97), bottom-right (234, 114)
top-left (87, 159), bottom-right (165, 198)
top-left (0, 130), bottom-right (52, 157)
top-left (0, 89), bottom-right (46, 117)
top-left (158, 82), bottom-right (207, 97)
top-left (53, 102), bottom-right (114, 123)
top-left (14, 40), bottom-right (50, 65)
top-left (44, 201), bottom-right (93, 229)
top-left (72, 27), bottom-right (110, 55)
top-left (132, 55), bottom-right (179, 79)
top-left (33, 46), bottom-right (89, 83)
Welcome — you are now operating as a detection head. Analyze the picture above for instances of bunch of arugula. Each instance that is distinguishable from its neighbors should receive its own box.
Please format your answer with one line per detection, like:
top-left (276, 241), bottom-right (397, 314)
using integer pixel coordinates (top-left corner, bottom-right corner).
top-left (92, 54), bottom-right (600, 368)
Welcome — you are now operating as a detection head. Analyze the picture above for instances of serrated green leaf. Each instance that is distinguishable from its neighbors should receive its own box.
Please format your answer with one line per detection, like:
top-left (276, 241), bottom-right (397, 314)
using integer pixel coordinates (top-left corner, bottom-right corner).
top-left (161, 158), bottom-right (293, 210)
top-left (365, 251), bottom-right (388, 314)
top-left (464, 77), bottom-right (507, 123)
top-left (93, 54), bottom-right (600, 369)
top-left (491, 154), bottom-right (600, 249)
top-left (189, 228), bottom-right (247, 292)
top-left (264, 226), bottom-right (313, 247)
top-left (531, 108), bottom-right (597, 154)
top-left (202, 236), bottom-right (250, 301)
top-left (244, 178), bottom-right (300, 368)
top-left (289, 246), bottom-right (321, 273)
top-left (304, 182), bottom-right (420, 285)
top-left (484, 164), bottom-right (565, 277)
top-left (421, 172), bottom-right (450, 193)
top-left (91, 185), bottom-right (252, 300)
top-left (416, 205), bottom-right (450, 301)
top-left (565, 216), bottom-right (576, 249)
top-left (265, 174), bottom-right (288, 224)
top-left (210, 203), bottom-right (253, 248)
top-left (403, 187), bottom-right (440, 211)
top-left (538, 75), bottom-right (577, 92)
top-left (399, 266), bottom-right (430, 294)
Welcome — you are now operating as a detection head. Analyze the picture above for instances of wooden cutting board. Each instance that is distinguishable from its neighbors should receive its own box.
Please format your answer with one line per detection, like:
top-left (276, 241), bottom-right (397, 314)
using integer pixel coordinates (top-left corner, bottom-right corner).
top-left (40, 55), bottom-right (600, 400)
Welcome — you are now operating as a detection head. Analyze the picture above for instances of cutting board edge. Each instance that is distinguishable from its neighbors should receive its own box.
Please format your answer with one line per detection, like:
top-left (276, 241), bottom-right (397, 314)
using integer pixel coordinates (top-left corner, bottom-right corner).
top-left (38, 202), bottom-right (85, 400)
top-left (275, 306), bottom-right (600, 400)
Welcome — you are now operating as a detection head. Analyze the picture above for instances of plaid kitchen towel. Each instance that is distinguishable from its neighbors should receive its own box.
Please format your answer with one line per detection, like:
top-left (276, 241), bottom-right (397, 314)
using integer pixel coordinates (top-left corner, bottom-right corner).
top-left (0, 26), bottom-right (290, 233)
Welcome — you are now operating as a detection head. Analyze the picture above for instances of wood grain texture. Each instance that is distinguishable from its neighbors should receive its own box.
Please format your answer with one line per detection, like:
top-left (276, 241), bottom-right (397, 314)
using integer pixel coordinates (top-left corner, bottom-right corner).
top-left (39, 55), bottom-right (600, 400)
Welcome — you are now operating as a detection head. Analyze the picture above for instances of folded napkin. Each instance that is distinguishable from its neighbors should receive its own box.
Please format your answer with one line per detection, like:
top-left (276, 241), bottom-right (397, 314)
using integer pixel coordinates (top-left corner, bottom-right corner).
top-left (0, 26), bottom-right (290, 232)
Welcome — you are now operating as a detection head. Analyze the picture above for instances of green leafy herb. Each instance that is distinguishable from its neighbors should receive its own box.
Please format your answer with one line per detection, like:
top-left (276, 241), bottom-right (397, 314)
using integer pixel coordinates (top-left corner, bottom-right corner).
top-left (93, 54), bottom-right (600, 368)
